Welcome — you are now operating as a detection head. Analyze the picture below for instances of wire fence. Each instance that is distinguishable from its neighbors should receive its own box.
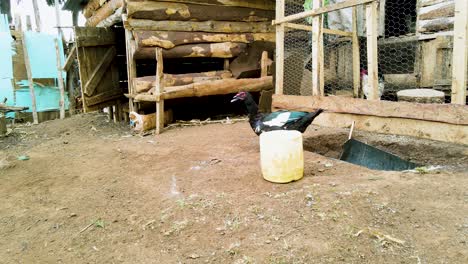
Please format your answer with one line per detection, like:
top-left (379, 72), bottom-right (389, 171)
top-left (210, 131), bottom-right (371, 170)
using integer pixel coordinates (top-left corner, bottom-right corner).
top-left (282, 0), bottom-right (459, 104)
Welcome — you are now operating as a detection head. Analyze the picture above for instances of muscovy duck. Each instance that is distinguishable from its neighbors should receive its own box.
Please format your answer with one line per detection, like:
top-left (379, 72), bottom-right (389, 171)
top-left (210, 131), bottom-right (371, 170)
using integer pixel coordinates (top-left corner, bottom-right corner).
top-left (231, 92), bottom-right (324, 136)
top-left (361, 69), bottom-right (385, 99)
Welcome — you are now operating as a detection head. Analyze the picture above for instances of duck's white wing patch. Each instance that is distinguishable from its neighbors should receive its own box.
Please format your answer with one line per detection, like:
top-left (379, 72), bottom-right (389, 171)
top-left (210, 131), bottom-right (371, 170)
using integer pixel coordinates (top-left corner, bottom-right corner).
top-left (263, 112), bottom-right (291, 127)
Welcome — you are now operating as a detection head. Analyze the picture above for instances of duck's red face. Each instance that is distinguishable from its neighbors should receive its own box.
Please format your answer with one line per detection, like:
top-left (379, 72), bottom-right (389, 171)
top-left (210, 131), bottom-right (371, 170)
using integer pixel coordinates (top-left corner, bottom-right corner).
top-left (231, 92), bottom-right (247, 103)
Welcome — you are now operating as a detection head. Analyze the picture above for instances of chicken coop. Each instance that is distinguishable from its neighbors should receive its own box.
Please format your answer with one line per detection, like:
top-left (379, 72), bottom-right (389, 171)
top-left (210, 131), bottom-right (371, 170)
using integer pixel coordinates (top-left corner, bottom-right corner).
top-left (272, 0), bottom-right (468, 145)
top-left (63, 0), bottom-right (277, 133)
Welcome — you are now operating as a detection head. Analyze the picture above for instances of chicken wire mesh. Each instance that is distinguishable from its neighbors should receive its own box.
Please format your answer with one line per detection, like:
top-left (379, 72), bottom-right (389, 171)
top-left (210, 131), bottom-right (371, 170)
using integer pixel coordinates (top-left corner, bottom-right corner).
top-left (282, 0), bottom-right (455, 103)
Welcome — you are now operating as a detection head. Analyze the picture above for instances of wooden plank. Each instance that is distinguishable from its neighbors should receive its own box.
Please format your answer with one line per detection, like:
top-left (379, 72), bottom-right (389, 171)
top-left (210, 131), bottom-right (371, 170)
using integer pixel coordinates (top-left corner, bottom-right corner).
top-left (319, 3), bottom-right (325, 96)
top-left (86, 89), bottom-right (122, 106)
top-left (273, 0), bottom-right (376, 25)
top-left (366, 1), bottom-right (379, 100)
top-left (84, 47), bottom-right (116, 97)
top-left (62, 44), bottom-right (76, 72)
top-left (451, 0), bottom-right (468, 105)
top-left (272, 94), bottom-right (468, 125)
top-left (21, 33), bottom-right (38, 124)
top-left (127, 2), bottom-right (274, 22)
top-left (311, 0), bottom-right (322, 96)
top-left (126, 19), bottom-right (274, 33)
top-left (315, 112), bottom-right (468, 145)
top-left (127, 0), bottom-right (276, 10)
top-left (352, 6), bottom-right (360, 98)
top-left (275, 0), bottom-right (285, 95)
top-left (284, 23), bottom-right (353, 37)
top-left (54, 39), bottom-right (66, 120)
top-left (155, 48), bottom-right (164, 135)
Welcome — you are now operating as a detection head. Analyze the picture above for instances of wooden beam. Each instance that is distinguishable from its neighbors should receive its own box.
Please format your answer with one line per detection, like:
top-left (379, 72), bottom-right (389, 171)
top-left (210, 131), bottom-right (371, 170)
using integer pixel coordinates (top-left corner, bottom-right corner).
top-left (22, 33), bottom-right (38, 124)
top-left (126, 19), bottom-right (274, 33)
top-left (76, 36), bottom-right (115, 48)
top-left (451, 0), bottom-right (468, 105)
top-left (366, 1), bottom-right (379, 100)
top-left (272, 94), bottom-right (468, 125)
top-left (127, 0), bottom-right (276, 10)
top-left (352, 6), bottom-right (361, 98)
top-left (62, 44), bottom-right (76, 72)
top-left (155, 48), bottom-right (164, 135)
top-left (311, 0), bottom-right (322, 96)
top-left (83, 47), bottom-right (116, 97)
top-left (275, 0), bottom-right (285, 95)
top-left (273, 0), bottom-right (376, 25)
top-left (284, 23), bottom-right (353, 37)
top-left (54, 39), bottom-right (66, 120)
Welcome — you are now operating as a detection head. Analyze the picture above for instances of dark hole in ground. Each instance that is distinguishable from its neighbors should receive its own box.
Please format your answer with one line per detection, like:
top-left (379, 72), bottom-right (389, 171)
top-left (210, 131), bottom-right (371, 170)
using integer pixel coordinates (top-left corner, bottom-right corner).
top-left (303, 131), bottom-right (468, 171)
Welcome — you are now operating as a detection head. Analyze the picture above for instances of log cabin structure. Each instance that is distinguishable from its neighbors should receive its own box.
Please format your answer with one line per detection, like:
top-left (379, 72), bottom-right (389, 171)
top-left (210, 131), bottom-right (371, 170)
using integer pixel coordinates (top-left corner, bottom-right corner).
top-left (64, 0), bottom-right (276, 132)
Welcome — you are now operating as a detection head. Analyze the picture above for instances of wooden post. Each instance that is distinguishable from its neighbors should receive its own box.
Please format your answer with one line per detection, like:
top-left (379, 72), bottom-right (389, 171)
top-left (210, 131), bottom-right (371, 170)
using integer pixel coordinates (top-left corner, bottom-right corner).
top-left (116, 100), bottom-right (122, 122)
top-left (224, 59), bottom-right (230, 71)
top-left (54, 39), bottom-right (66, 119)
top-left (155, 48), bottom-right (164, 135)
top-left (261, 51), bottom-right (268, 77)
top-left (311, 0), bottom-right (322, 96)
top-left (319, 3), bottom-right (325, 96)
top-left (31, 0), bottom-right (41, 32)
top-left (22, 33), bottom-right (39, 124)
top-left (124, 21), bottom-right (137, 112)
top-left (54, 0), bottom-right (64, 37)
top-left (451, 0), bottom-right (468, 105)
top-left (352, 6), bottom-right (361, 98)
top-left (275, 0), bottom-right (285, 95)
top-left (366, 1), bottom-right (379, 100)
top-left (26, 15), bottom-right (32, 31)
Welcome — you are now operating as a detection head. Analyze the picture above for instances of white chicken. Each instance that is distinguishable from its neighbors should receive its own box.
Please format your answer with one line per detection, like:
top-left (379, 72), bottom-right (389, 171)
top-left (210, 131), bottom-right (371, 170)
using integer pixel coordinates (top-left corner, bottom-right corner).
top-left (361, 69), bottom-right (385, 99)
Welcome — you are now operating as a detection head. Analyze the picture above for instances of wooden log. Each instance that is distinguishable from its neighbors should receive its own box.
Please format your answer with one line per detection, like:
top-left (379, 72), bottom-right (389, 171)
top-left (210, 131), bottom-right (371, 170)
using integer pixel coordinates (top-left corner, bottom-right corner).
top-left (397, 89), bottom-right (445, 104)
top-left (419, 1), bottom-right (455, 21)
top-left (127, 0), bottom-right (275, 10)
top-left (275, 0), bottom-right (285, 95)
top-left (134, 42), bottom-right (247, 59)
top-left (85, 0), bottom-right (123, 27)
top-left (271, 94), bottom-right (468, 125)
top-left (83, 0), bottom-right (102, 18)
top-left (54, 39), bottom-right (66, 120)
top-left (135, 71), bottom-right (233, 93)
top-left (420, 0), bottom-right (447, 7)
top-left (129, 110), bottom-right (173, 132)
top-left (155, 47), bottom-right (164, 135)
top-left (131, 77), bottom-right (273, 101)
top-left (451, 0), bottom-right (468, 105)
top-left (163, 76), bottom-right (273, 100)
top-left (125, 19), bottom-right (275, 33)
top-left (127, 2), bottom-right (273, 22)
top-left (134, 31), bottom-right (275, 49)
top-left (311, 0), bottom-right (322, 96)
top-left (418, 18), bottom-right (454, 33)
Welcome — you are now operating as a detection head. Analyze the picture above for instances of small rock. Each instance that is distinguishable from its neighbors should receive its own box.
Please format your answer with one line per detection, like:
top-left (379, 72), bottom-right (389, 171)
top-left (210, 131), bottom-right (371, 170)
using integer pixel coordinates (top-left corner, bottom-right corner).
top-left (324, 163), bottom-right (333, 168)
top-left (69, 213), bottom-right (77, 218)
top-left (265, 240), bottom-right (271, 244)
top-left (189, 254), bottom-right (200, 259)
top-left (329, 182), bottom-right (337, 187)
top-left (318, 168), bottom-right (325, 172)
top-left (17, 155), bottom-right (30, 161)
top-left (63, 141), bottom-right (69, 144)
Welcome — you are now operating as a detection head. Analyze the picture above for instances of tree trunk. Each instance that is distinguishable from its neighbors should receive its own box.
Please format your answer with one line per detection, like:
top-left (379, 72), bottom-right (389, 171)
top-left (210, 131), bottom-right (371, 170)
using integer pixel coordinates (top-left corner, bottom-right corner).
top-left (126, 19), bottom-right (274, 33)
top-left (134, 42), bottom-right (247, 59)
top-left (135, 71), bottom-right (233, 93)
top-left (127, 2), bottom-right (274, 22)
top-left (134, 31), bottom-right (275, 49)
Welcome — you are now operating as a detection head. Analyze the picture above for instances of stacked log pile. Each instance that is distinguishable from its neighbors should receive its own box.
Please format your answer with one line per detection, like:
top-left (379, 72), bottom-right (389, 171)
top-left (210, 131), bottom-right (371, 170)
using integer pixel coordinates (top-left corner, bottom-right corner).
top-left (124, 0), bottom-right (276, 100)
top-left (418, 0), bottom-right (455, 34)
top-left (83, 0), bottom-right (124, 27)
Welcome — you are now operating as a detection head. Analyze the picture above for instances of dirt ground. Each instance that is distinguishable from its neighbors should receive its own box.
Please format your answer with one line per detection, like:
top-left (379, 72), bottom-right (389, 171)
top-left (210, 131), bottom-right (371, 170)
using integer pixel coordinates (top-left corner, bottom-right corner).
top-left (0, 113), bottom-right (467, 264)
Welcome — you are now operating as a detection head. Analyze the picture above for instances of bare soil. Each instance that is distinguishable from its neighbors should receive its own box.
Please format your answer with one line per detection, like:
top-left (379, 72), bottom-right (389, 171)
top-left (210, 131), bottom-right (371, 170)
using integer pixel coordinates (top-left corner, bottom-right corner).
top-left (0, 113), bottom-right (467, 263)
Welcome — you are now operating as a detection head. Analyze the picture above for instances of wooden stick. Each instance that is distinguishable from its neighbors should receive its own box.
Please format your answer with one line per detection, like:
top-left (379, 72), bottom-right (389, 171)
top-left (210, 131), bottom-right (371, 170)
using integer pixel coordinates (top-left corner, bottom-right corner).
top-left (275, 0), bottom-right (285, 95)
top-left (366, 2), bottom-right (379, 100)
top-left (54, 39), bottom-right (66, 119)
top-left (224, 59), bottom-right (230, 71)
top-left (319, 4), bottom-right (325, 96)
top-left (32, 0), bottom-right (41, 32)
top-left (352, 6), bottom-right (361, 98)
top-left (261, 51), bottom-right (268, 77)
top-left (22, 33), bottom-right (39, 124)
top-left (284, 23), bottom-right (353, 37)
top-left (451, 0), bottom-right (468, 105)
top-left (311, 0), bottom-right (322, 96)
top-left (26, 15), bottom-right (32, 31)
top-left (62, 45), bottom-right (76, 72)
top-left (273, 0), bottom-right (376, 25)
top-left (348, 121), bottom-right (356, 140)
top-left (155, 48), bottom-right (164, 134)
top-left (124, 23), bottom-right (137, 113)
